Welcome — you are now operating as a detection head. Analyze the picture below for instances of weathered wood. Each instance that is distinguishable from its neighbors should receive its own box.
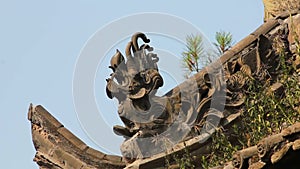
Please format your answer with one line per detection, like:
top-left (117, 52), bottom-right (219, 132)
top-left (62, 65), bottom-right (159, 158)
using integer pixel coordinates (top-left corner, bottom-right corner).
top-left (282, 122), bottom-right (300, 136)
top-left (257, 133), bottom-right (284, 158)
top-left (28, 104), bottom-right (126, 169)
top-left (234, 146), bottom-right (258, 162)
top-left (248, 161), bottom-right (266, 169)
top-left (271, 142), bottom-right (293, 164)
top-left (292, 139), bottom-right (300, 150)
top-left (263, 0), bottom-right (300, 21)
top-left (232, 146), bottom-right (258, 169)
top-left (268, 82), bottom-right (284, 96)
top-left (210, 123), bottom-right (300, 169)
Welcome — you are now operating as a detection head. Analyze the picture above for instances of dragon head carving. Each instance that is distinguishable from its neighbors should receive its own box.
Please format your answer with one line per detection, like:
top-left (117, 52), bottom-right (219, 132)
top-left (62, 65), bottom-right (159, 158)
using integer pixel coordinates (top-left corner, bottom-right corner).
top-left (106, 32), bottom-right (163, 103)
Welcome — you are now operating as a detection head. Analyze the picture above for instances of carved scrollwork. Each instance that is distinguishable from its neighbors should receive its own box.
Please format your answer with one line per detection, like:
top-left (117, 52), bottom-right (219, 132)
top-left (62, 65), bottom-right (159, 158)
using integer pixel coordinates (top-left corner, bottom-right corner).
top-left (106, 30), bottom-right (287, 163)
top-left (106, 32), bottom-right (221, 162)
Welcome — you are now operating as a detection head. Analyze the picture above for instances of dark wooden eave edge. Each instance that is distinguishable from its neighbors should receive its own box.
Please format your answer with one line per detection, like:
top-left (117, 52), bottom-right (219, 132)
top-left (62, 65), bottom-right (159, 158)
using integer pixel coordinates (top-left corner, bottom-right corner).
top-left (28, 102), bottom-right (300, 169)
top-left (28, 103), bottom-right (126, 169)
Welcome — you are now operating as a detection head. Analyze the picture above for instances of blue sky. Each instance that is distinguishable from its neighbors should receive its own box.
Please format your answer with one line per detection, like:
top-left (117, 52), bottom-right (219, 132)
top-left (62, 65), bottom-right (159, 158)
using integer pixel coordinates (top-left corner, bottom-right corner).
top-left (0, 1), bottom-right (264, 168)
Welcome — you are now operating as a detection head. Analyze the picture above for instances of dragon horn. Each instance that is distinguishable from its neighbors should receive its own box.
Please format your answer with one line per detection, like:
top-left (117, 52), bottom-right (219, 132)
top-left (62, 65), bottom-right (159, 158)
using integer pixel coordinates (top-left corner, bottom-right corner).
top-left (125, 41), bottom-right (137, 75)
top-left (131, 32), bottom-right (150, 53)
